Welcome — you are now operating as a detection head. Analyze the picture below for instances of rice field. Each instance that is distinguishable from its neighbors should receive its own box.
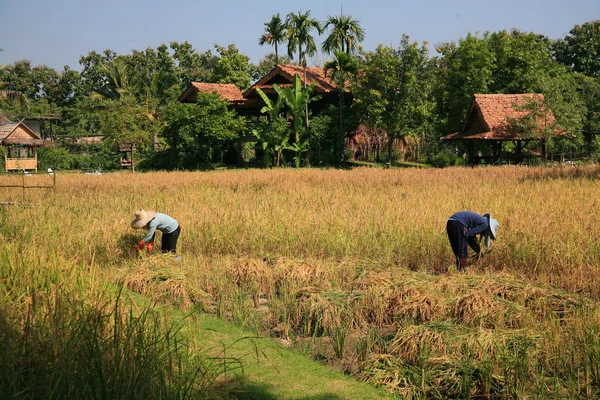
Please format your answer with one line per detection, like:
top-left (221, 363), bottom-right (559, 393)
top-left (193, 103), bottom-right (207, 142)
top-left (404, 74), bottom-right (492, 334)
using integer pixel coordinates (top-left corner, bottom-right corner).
top-left (1, 165), bottom-right (600, 398)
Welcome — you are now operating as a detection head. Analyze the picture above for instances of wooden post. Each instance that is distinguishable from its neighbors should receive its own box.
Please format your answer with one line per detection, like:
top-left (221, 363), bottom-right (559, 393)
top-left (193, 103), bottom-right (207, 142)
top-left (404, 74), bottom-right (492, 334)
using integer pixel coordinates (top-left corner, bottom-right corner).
top-left (541, 139), bottom-right (546, 161)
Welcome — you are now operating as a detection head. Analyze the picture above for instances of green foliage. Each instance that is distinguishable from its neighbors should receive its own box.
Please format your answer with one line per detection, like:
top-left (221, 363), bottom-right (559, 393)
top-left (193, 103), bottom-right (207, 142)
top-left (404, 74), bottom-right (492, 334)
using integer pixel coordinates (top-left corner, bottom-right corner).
top-left (259, 14), bottom-right (287, 65)
top-left (253, 53), bottom-right (292, 81)
top-left (212, 44), bottom-right (252, 90)
top-left (252, 118), bottom-right (290, 167)
top-left (324, 52), bottom-right (360, 162)
top-left (321, 13), bottom-right (365, 55)
top-left (272, 74), bottom-right (319, 167)
top-left (553, 20), bottom-right (600, 77)
top-left (161, 93), bottom-right (243, 169)
top-left (3, 20), bottom-right (600, 168)
top-left (423, 149), bottom-right (465, 168)
top-left (38, 146), bottom-right (72, 170)
top-left (285, 10), bottom-right (322, 65)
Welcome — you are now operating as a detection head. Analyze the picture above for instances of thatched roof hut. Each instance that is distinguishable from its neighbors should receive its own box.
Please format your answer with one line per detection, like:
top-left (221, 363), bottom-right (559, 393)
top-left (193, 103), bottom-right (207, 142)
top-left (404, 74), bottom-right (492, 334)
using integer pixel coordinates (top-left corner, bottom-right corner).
top-left (0, 122), bottom-right (47, 172)
top-left (442, 94), bottom-right (564, 164)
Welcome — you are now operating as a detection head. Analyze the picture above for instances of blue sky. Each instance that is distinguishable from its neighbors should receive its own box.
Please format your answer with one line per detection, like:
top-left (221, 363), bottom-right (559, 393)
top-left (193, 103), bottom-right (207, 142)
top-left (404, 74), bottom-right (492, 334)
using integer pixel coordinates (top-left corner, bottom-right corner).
top-left (1, 0), bottom-right (598, 72)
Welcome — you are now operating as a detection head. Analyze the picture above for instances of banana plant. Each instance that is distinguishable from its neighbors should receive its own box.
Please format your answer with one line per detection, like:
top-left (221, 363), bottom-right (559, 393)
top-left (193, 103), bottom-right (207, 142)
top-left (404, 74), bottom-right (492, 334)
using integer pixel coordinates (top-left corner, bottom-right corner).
top-left (254, 87), bottom-right (289, 166)
top-left (272, 74), bottom-right (320, 167)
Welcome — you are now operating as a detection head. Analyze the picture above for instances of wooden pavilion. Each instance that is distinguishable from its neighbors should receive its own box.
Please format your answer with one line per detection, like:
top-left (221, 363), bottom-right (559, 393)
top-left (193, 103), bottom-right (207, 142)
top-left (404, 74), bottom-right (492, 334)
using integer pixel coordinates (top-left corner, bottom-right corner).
top-left (0, 121), bottom-right (46, 172)
top-left (442, 94), bottom-right (562, 165)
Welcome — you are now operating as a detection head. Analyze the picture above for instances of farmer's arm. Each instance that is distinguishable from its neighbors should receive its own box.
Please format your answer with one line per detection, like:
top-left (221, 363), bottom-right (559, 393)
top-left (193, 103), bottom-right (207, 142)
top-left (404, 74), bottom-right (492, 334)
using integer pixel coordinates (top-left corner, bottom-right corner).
top-left (465, 214), bottom-right (488, 238)
top-left (466, 222), bottom-right (487, 238)
top-left (142, 220), bottom-right (158, 244)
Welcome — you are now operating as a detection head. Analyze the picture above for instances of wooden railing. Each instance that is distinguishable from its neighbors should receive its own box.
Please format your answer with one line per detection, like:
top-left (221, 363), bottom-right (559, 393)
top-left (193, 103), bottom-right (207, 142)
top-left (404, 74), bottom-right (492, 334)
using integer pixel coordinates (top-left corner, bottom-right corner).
top-left (5, 157), bottom-right (38, 172)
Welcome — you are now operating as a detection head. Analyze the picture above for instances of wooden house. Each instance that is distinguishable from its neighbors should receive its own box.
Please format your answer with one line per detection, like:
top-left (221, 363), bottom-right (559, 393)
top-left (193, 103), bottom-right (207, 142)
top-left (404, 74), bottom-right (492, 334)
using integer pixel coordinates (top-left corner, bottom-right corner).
top-left (177, 65), bottom-right (363, 165)
top-left (239, 64), bottom-right (347, 116)
top-left (442, 94), bottom-right (563, 165)
top-left (0, 121), bottom-right (46, 172)
top-left (178, 64), bottom-right (346, 117)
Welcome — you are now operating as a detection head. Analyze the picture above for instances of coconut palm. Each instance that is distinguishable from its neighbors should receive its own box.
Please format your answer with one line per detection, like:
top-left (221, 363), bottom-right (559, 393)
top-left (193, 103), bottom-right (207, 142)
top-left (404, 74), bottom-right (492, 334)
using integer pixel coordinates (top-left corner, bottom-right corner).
top-left (259, 14), bottom-right (287, 65)
top-left (322, 14), bottom-right (365, 55)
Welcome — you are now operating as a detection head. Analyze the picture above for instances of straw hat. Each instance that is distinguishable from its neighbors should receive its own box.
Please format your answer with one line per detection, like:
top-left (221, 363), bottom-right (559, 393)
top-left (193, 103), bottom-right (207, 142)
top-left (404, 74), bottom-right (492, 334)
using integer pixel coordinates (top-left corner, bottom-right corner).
top-left (131, 210), bottom-right (156, 229)
top-left (483, 213), bottom-right (498, 249)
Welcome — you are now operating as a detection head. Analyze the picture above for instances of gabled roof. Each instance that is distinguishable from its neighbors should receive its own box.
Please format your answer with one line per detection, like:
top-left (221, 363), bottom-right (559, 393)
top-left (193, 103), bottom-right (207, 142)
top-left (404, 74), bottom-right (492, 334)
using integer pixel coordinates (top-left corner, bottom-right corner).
top-left (243, 64), bottom-right (339, 98)
top-left (0, 122), bottom-right (45, 145)
top-left (443, 94), bottom-right (559, 141)
top-left (178, 82), bottom-right (245, 103)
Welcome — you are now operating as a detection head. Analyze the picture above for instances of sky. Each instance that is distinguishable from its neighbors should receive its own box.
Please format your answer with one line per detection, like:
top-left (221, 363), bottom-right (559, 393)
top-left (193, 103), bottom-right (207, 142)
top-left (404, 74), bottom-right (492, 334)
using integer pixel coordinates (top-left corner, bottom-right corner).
top-left (1, 0), bottom-right (598, 72)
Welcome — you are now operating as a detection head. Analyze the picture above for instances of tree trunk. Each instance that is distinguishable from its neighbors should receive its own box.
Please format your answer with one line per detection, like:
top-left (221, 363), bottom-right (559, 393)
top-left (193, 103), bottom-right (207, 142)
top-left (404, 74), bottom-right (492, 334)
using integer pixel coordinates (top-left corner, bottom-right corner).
top-left (303, 57), bottom-right (310, 167)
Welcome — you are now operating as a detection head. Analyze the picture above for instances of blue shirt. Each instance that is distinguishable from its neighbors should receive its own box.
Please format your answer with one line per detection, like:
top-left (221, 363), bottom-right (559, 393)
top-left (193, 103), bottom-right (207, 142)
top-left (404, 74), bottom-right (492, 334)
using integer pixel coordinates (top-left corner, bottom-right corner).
top-left (143, 213), bottom-right (179, 244)
top-left (448, 211), bottom-right (488, 239)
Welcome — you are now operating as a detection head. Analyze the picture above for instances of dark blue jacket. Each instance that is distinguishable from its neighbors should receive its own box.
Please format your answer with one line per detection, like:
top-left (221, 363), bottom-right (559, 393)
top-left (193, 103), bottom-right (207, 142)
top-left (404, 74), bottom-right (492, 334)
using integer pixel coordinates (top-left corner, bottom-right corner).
top-left (449, 211), bottom-right (489, 239)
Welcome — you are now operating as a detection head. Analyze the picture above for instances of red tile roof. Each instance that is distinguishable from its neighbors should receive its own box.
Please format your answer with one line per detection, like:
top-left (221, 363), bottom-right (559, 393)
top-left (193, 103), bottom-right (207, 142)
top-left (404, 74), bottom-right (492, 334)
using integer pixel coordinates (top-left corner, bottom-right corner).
top-left (443, 94), bottom-right (560, 141)
top-left (178, 83), bottom-right (245, 103)
top-left (243, 64), bottom-right (339, 98)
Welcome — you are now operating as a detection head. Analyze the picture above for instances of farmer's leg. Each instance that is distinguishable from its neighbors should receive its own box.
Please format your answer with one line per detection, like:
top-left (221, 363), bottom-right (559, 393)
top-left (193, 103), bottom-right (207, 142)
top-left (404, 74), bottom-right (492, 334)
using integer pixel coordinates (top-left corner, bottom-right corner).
top-left (162, 226), bottom-right (181, 253)
top-left (447, 220), bottom-right (467, 270)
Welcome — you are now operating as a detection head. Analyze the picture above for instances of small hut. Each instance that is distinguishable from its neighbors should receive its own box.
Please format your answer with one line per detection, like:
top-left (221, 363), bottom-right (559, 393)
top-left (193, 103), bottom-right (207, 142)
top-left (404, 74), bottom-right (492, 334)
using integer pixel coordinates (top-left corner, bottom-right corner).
top-left (0, 121), bottom-right (46, 172)
top-left (119, 143), bottom-right (136, 172)
top-left (442, 94), bottom-right (562, 165)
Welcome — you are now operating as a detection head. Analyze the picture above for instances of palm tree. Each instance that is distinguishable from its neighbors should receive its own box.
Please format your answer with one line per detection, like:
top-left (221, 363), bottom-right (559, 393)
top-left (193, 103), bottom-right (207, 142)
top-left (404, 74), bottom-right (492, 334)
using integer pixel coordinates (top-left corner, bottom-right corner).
top-left (258, 14), bottom-right (287, 65)
top-left (324, 51), bottom-right (359, 159)
top-left (285, 10), bottom-right (322, 163)
top-left (322, 14), bottom-right (365, 55)
top-left (92, 58), bottom-right (139, 100)
top-left (285, 10), bottom-right (322, 71)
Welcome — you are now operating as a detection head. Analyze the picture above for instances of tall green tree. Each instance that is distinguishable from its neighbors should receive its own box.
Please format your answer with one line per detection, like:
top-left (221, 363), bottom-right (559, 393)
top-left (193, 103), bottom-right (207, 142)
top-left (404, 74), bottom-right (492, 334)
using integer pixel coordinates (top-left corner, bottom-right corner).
top-left (324, 51), bottom-right (359, 160)
top-left (321, 13), bottom-right (365, 55)
top-left (161, 93), bottom-right (244, 168)
top-left (488, 29), bottom-right (561, 93)
top-left (79, 50), bottom-right (117, 96)
top-left (553, 20), bottom-right (600, 77)
top-left (170, 41), bottom-right (218, 89)
top-left (212, 44), bottom-right (252, 90)
top-left (285, 10), bottom-right (322, 68)
top-left (285, 10), bottom-right (322, 162)
top-left (259, 14), bottom-right (287, 65)
top-left (351, 60), bottom-right (387, 160)
top-left (371, 36), bottom-right (434, 165)
top-left (434, 34), bottom-right (495, 136)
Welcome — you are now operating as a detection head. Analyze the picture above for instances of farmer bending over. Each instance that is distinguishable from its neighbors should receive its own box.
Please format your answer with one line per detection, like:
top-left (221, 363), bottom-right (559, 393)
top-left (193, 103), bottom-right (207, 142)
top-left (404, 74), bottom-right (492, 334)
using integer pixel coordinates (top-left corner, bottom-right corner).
top-left (446, 211), bottom-right (498, 272)
top-left (131, 210), bottom-right (181, 254)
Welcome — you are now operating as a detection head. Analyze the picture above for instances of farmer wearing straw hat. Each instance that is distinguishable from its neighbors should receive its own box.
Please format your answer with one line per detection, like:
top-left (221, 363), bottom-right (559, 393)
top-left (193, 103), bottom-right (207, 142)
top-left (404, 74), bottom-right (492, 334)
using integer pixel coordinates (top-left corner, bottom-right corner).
top-left (446, 211), bottom-right (498, 272)
top-left (131, 210), bottom-right (181, 254)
